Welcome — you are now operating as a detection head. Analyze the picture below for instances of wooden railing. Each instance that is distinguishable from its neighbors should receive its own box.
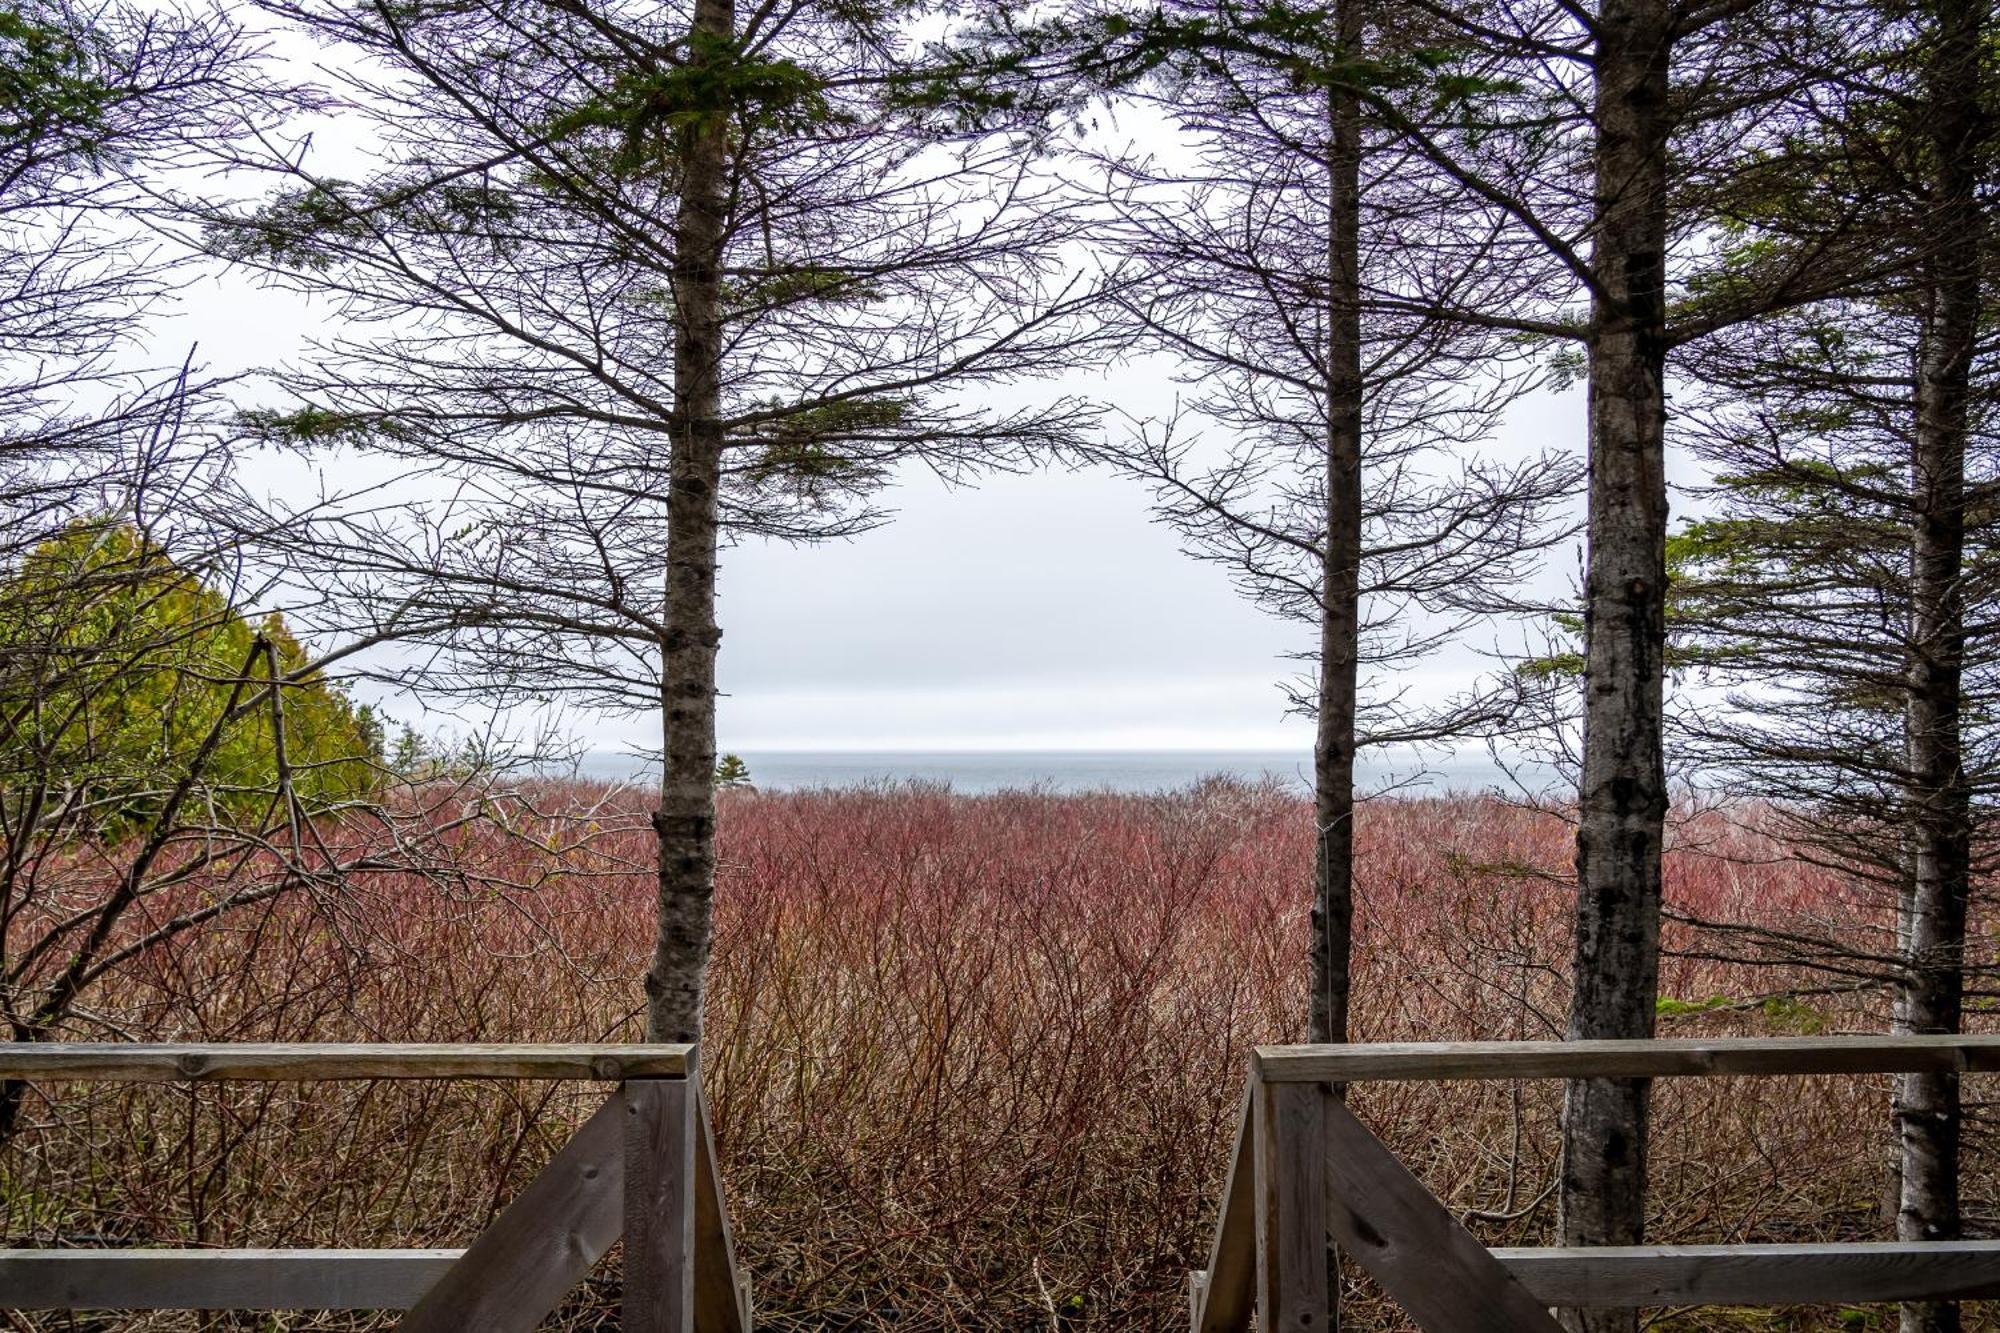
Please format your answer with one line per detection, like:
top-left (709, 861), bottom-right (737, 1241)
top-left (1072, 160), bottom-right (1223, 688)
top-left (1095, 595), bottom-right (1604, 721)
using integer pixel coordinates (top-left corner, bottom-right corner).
top-left (1189, 1036), bottom-right (2000, 1332)
top-left (0, 1042), bottom-right (751, 1332)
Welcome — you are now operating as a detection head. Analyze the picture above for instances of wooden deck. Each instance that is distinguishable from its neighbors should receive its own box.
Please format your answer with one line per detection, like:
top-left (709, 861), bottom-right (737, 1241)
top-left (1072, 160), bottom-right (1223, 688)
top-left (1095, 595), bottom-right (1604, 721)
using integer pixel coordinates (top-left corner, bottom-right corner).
top-left (8, 1035), bottom-right (1998, 1327)
top-left (0, 1042), bottom-right (748, 1331)
top-left (1189, 1036), bottom-right (2000, 1331)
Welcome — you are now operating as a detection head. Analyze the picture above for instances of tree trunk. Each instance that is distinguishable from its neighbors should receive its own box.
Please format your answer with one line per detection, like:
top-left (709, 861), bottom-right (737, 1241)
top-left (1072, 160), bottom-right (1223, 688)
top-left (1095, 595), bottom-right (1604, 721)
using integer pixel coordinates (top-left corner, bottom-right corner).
top-left (1311, 0), bottom-right (1364, 1051)
top-left (646, 0), bottom-right (733, 1045)
top-left (1895, 2), bottom-right (1982, 1327)
top-left (1559, 1), bottom-right (1671, 1328)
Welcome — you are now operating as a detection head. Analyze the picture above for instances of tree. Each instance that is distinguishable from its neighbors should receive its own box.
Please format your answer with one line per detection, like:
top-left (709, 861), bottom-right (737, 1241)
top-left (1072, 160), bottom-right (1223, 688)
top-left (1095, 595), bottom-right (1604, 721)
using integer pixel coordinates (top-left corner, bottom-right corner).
top-left (1663, 7), bottom-right (1996, 1318)
top-left (0, 520), bottom-right (383, 832)
top-left (0, 459), bottom-right (515, 1145)
top-left (1070, 0), bottom-right (1579, 1045)
top-left (1892, 15), bottom-right (1989, 1329)
top-left (0, 0), bottom-right (515, 1148)
top-left (202, 0), bottom-right (1106, 1043)
top-left (0, 0), bottom-right (271, 558)
top-left (1352, 5), bottom-right (1902, 1309)
top-left (951, 0), bottom-right (1884, 1307)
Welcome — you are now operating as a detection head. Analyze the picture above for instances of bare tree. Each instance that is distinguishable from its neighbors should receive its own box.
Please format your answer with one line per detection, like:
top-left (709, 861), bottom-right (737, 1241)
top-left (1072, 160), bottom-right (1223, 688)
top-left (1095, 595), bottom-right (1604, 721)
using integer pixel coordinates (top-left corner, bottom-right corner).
top-left (958, 1), bottom-right (1887, 1302)
top-left (0, 0), bottom-right (272, 551)
top-left (198, 0), bottom-right (1109, 1042)
top-left (0, 470), bottom-right (514, 1143)
top-left (1071, 0), bottom-right (1579, 1044)
top-left (1344, 5), bottom-right (1901, 1309)
top-left (0, 0), bottom-right (554, 1150)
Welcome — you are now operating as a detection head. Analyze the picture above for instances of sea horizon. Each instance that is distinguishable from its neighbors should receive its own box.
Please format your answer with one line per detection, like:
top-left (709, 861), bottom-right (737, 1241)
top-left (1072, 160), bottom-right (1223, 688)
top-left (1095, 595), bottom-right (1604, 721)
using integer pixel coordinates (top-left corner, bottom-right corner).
top-left (565, 746), bottom-right (1530, 794)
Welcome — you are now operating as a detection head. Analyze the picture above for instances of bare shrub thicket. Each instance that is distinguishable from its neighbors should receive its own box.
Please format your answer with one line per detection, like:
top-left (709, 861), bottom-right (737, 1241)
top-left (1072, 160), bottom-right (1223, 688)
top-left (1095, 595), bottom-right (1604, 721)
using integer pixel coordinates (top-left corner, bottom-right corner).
top-left (0, 782), bottom-right (1955, 1332)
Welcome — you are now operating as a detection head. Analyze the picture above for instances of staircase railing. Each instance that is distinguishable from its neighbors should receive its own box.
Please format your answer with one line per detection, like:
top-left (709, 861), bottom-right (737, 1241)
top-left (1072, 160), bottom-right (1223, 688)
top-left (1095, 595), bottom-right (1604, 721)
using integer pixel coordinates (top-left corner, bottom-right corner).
top-left (1189, 1035), bottom-right (2000, 1331)
top-left (0, 1042), bottom-right (751, 1333)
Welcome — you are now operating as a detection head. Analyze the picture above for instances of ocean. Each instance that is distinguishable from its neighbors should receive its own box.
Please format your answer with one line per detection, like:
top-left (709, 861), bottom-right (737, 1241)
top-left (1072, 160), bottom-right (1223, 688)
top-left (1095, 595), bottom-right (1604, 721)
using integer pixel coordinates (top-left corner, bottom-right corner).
top-left (570, 749), bottom-right (1519, 794)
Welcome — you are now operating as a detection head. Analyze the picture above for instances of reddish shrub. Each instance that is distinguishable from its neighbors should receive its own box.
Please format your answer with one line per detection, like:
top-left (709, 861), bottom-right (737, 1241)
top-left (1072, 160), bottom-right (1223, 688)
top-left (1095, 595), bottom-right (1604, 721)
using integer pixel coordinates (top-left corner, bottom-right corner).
top-left (0, 782), bottom-right (1963, 1331)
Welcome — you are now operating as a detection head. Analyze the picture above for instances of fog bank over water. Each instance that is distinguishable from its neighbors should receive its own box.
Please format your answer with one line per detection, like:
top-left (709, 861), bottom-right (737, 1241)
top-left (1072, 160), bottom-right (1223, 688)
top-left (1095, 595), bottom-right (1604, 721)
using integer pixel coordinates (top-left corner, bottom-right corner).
top-left (569, 748), bottom-right (1543, 795)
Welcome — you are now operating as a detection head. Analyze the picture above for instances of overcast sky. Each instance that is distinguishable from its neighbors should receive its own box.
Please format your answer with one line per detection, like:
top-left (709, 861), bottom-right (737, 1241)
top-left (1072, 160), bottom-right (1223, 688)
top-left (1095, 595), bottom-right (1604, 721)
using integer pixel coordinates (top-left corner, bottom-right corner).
top-left (708, 389), bottom-right (1588, 753)
top-left (139, 39), bottom-right (1628, 760)
top-left (114, 29), bottom-right (1623, 760)
top-left (157, 261), bottom-right (1596, 755)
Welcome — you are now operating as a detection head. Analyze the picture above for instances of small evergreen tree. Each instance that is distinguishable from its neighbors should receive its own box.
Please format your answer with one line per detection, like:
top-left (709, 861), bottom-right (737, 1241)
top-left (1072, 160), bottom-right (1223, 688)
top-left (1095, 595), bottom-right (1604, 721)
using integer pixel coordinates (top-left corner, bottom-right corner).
top-left (0, 519), bottom-right (384, 835)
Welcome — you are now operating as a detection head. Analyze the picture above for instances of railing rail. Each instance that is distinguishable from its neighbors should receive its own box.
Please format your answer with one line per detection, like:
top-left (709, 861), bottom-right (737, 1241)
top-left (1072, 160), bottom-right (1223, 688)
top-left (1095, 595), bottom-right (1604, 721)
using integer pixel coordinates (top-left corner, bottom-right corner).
top-left (0, 1041), bottom-right (750, 1332)
top-left (0, 1041), bottom-right (693, 1082)
top-left (1189, 1036), bottom-right (2000, 1333)
top-left (1256, 1033), bottom-right (2000, 1083)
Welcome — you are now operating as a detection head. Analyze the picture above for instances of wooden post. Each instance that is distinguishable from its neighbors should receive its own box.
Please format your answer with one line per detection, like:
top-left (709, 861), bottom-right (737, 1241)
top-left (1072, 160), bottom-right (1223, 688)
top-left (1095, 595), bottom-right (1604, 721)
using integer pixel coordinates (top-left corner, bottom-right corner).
top-left (1255, 1081), bottom-right (1330, 1333)
top-left (624, 1077), bottom-right (697, 1333)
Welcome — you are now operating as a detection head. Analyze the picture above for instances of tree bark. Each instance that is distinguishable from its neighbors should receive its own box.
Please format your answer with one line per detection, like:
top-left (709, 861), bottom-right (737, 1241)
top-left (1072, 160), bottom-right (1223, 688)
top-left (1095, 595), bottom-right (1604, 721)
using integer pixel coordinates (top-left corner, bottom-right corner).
top-left (1895, 2), bottom-right (1982, 1328)
top-left (1310, 0), bottom-right (1364, 1051)
top-left (646, 0), bottom-right (734, 1044)
top-left (1559, 1), bottom-right (1671, 1328)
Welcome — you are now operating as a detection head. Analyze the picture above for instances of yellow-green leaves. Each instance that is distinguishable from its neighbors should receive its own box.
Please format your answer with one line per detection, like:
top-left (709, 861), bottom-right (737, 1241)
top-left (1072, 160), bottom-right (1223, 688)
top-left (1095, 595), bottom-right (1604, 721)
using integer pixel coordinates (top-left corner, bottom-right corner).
top-left (0, 521), bottom-right (384, 838)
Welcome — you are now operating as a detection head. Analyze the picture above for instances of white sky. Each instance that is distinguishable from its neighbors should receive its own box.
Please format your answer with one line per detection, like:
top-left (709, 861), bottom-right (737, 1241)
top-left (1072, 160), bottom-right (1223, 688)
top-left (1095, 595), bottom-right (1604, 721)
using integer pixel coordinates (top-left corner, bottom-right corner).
top-left (153, 262), bottom-right (1596, 754)
top-left (708, 387), bottom-right (1589, 752)
top-left (160, 263), bottom-right (1598, 755)
top-left (139, 41), bottom-right (1609, 759)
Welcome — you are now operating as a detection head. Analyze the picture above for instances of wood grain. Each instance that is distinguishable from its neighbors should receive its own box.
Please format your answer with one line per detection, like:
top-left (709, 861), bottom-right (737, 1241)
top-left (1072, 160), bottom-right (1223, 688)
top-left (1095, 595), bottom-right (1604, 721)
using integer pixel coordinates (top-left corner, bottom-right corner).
top-left (625, 1078), bottom-right (696, 1333)
top-left (398, 1090), bottom-right (629, 1332)
top-left (1495, 1241), bottom-right (2000, 1307)
top-left (694, 1083), bottom-right (749, 1333)
top-left (1256, 1035), bottom-right (2000, 1084)
top-left (1319, 1093), bottom-right (1561, 1332)
top-left (0, 1042), bottom-right (691, 1082)
top-left (1254, 1082), bottom-right (1328, 1333)
top-left (0, 1249), bottom-right (460, 1309)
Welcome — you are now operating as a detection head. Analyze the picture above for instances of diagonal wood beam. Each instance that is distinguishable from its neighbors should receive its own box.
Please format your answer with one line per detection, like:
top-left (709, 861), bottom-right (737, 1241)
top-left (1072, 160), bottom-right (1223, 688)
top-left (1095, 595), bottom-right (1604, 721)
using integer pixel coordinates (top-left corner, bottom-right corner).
top-left (1190, 1085), bottom-right (1256, 1333)
top-left (1319, 1094), bottom-right (1562, 1332)
top-left (693, 1083), bottom-right (751, 1333)
top-left (398, 1090), bottom-right (630, 1333)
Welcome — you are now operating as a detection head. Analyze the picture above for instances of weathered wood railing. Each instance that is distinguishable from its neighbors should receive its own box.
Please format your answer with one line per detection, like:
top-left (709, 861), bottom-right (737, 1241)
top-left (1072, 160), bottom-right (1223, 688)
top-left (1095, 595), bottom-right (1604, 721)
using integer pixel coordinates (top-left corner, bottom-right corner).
top-left (0, 1042), bottom-right (751, 1332)
top-left (1189, 1036), bottom-right (2000, 1332)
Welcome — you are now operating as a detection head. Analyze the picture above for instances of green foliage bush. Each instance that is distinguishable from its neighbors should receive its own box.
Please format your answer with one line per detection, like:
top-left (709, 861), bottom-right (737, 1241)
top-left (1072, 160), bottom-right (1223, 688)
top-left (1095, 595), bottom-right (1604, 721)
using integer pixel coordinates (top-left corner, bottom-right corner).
top-left (0, 521), bottom-right (383, 835)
